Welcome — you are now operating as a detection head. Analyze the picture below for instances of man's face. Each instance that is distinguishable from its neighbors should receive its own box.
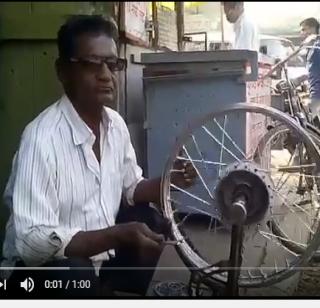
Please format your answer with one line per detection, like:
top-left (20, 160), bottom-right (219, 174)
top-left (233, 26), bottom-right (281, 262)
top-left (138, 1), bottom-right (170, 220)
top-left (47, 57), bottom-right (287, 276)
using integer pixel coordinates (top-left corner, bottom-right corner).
top-left (224, 3), bottom-right (240, 23)
top-left (300, 24), bottom-right (316, 40)
top-left (61, 33), bottom-right (118, 110)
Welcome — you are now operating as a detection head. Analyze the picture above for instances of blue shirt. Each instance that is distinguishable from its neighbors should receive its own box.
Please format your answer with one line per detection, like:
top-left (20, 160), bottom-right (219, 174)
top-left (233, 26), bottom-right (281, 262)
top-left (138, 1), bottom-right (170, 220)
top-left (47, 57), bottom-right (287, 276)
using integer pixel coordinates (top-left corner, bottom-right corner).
top-left (307, 38), bottom-right (320, 99)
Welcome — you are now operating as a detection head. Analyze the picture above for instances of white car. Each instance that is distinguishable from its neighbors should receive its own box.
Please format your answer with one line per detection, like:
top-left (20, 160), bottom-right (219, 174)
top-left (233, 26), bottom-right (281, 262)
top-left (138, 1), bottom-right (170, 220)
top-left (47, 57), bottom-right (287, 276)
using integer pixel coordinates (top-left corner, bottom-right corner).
top-left (259, 34), bottom-right (308, 80)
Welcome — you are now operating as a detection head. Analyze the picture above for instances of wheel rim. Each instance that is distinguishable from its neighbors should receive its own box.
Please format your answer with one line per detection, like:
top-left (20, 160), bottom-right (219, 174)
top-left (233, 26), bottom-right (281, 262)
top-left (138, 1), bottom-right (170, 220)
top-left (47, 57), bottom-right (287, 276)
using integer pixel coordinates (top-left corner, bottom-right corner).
top-left (161, 103), bottom-right (320, 288)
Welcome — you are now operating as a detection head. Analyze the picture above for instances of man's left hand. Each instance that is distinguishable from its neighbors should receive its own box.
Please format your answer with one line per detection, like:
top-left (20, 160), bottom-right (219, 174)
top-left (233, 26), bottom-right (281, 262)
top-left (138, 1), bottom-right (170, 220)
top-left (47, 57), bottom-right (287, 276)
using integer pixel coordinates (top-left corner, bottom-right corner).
top-left (170, 158), bottom-right (197, 189)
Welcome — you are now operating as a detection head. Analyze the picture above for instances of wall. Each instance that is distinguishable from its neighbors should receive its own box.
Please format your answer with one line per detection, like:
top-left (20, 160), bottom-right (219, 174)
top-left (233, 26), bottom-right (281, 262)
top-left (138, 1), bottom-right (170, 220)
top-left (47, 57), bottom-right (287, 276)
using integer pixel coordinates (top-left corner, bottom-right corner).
top-left (0, 1), bottom-right (114, 249)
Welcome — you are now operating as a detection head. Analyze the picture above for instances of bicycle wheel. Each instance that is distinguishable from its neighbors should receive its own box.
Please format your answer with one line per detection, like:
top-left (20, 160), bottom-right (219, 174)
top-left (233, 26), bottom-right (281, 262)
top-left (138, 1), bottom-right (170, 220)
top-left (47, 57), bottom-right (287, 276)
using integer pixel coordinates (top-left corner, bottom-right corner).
top-left (255, 122), bottom-right (320, 262)
top-left (161, 103), bottom-right (320, 288)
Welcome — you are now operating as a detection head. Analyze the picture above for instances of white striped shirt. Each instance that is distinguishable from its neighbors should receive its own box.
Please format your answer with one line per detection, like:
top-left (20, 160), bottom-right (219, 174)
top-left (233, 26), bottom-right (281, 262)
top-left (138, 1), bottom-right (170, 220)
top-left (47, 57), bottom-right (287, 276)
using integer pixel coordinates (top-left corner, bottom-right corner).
top-left (1, 94), bottom-right (144, 273)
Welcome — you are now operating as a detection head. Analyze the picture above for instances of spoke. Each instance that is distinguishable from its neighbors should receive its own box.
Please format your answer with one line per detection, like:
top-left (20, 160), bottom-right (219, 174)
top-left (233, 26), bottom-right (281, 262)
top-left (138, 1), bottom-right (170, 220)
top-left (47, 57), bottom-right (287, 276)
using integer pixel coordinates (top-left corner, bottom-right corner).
top-left (247, 270), bottom-right (254, 279)
top-left (202, 125), bottom-right (241, 162)
top-left (274, 172), bottom-right (320, 179)
top-left (274, 200), bottom-right (315, 236)
top-left (276, 200), bottom-right (315, 235)
top-left (213, 116), bottom-right (246, 159)
top-left (275, 163), bottom-right (316, 173)
top-left (218, 116), bottom-right (227, 177)
top-left (169, 199), bottom-right (222, 228)
top-left (191, 134), bottom-right (209, 173)
top-left (276, 173), bottom-right (292, 191)
top-left (271, 205), bottom-right (320, 216)
top-left (275, 147), bottom-right (297, 188)
top-left (182, 145), bottom-right (214, 199)
top-left (259, 230), bottom-right (299, 257)
top-left (176, 156), bottom-right (227, 166)
top-left (170, 197), bottom-right (220, 218)
top-left (169, 197), bottom-right (195, 227)
top-left (168, 199), bottom-right (180, 211)
top-left (167, 199), bottom-right (181, 218)
top-left (170, 169), bottom-right (185, 174)
top-left (177, 212), bottom-right (193, 227)
top-left (208, 217), bottom-right (214, 232)
top-left (255, 131), bottom-right (263, 164)
top-left (297, 199), bottom-right (319, 209)
top-left (285, 258), bottom-right (291, 268)
top-left (169, 197), bottom-right (182, 205)
top-left (259, 269), bottom-right (267, 278)
top-left (259, 230), bottom-right (307, 248)
top-left (274, 260), bottom-right (279, 273)
top-left (249, 166), bottom-right (319, 175)
top-left (271, 187), bottom-right (316, 222)
top-left (206, 216), bottom-right (223, 233)
top-left (170, 183), bottom-right (211, 206)
top-left (185, 205), bottom-right (218, 219)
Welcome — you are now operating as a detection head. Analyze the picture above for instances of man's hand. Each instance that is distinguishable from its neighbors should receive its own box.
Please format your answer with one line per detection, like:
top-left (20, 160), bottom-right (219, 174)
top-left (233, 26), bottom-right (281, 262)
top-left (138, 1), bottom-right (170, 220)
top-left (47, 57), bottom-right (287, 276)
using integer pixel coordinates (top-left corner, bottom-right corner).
top-left (132, 157), bottom-right (197, 206)
top-left (65, 221), bottom-right (165, 259)
top-left (170, 158), bottom-right (197, 189)
top-left (115, 222), bottom-right (165, 263)
top-left (116, 222), bottom-right (164, 247)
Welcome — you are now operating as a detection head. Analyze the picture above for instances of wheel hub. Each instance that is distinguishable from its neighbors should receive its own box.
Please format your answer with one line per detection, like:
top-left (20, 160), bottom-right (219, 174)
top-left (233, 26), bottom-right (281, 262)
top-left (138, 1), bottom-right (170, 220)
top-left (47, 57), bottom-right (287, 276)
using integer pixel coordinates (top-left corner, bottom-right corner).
top-left (215, 161), bottom-right (274, 225)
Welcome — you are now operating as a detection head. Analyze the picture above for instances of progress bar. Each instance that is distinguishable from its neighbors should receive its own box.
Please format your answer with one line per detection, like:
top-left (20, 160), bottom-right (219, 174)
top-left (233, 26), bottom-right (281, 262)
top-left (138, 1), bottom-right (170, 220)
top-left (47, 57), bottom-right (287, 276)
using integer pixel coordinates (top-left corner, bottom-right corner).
top-left (1, 267), bottom-right (70, 270)
top-left (1, 266), bottom-right (320, 270)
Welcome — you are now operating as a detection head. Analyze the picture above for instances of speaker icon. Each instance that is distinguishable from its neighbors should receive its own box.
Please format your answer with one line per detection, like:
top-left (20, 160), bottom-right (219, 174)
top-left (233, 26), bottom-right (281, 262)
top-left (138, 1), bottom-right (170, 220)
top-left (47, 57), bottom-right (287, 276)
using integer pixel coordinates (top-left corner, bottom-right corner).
top-left (20, 277), bottom-right (34, 292)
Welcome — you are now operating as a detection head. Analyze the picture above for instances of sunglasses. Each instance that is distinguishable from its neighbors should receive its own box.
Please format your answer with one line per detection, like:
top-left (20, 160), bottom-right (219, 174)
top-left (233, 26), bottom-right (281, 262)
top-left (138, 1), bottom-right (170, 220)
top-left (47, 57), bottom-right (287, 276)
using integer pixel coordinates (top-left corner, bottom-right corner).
top-left (69, 56), bottom-right (127, 72)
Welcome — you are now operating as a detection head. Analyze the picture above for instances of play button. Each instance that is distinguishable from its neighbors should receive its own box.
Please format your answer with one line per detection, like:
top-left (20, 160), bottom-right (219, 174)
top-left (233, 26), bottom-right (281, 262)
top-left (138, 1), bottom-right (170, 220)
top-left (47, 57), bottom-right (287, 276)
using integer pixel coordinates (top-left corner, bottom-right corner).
top-left (0, 280), bottom-right (7, 290)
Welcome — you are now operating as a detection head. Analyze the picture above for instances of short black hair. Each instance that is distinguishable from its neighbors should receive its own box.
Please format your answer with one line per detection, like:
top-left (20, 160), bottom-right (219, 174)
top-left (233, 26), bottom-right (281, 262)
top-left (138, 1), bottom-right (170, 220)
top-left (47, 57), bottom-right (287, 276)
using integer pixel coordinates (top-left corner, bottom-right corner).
top-left (57, 15), bottom-right (118, 60)
top-left (300, 17), bottom-right (320, 34)
top-left (222, 2), bottom-right (244, 9)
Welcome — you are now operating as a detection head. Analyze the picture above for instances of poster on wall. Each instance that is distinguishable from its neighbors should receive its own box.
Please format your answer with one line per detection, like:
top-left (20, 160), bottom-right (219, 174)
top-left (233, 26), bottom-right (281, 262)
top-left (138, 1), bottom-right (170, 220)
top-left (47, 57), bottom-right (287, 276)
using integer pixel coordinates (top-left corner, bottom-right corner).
top-left (124, 2), bottom-right (148, 43)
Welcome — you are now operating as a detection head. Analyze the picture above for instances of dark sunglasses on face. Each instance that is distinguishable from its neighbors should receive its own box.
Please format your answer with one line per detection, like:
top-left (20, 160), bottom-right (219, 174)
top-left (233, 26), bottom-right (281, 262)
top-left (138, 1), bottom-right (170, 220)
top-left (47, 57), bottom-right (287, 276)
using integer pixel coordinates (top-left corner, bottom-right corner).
top-left (69, 56), bottom-right (127, 72)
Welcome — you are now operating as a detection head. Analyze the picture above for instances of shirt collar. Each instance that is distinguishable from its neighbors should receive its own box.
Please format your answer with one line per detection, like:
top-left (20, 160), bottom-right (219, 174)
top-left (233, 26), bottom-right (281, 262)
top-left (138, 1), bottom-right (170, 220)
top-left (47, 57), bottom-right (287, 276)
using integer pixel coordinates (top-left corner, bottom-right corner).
top-left (59, 94), bottom-right (113, 146)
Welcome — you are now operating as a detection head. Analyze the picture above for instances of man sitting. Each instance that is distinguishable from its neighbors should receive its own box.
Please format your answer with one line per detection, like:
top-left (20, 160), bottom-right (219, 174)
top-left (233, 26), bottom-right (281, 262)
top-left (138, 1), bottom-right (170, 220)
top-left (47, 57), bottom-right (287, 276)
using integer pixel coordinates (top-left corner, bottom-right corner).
top-left (1, 15), bottom-right (196, 297)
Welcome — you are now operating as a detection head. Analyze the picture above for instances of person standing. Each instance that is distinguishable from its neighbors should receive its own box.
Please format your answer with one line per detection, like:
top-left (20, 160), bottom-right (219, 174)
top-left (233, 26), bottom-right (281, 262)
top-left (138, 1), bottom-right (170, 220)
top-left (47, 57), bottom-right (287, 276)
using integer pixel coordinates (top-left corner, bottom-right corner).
top-left (222, 2), bottom-right (259, 52)
top-left (300, 18), bottom-right (320, 125)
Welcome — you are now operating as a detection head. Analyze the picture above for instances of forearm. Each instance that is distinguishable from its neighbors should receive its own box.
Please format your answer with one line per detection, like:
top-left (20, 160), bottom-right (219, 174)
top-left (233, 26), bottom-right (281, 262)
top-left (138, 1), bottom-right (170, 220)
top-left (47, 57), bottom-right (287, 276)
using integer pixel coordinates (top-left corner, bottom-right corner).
top-left (65, 226), bottom-right (120, 258)
top-left (133, 177), bottom-right (161, 205)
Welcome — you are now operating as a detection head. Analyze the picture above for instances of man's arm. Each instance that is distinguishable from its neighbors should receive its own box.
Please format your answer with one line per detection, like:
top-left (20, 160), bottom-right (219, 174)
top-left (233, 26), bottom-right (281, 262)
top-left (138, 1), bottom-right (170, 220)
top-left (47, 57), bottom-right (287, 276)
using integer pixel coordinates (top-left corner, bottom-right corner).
top-left (64, 223), bottom-right (164, 258)
top-left (64, 227), bottom-right (120, 258)
top-left (133, 163), bottom-right (197, 206)
top-left (133, 178), bottom-right (161, 205)
top-left (120, 116), bottom-right (197, 207)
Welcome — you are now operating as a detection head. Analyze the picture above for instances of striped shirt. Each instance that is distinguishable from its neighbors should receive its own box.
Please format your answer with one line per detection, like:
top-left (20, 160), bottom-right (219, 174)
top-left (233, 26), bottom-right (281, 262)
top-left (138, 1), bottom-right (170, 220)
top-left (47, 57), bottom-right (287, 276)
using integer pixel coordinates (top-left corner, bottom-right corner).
top-left (1, 94), bottom-right (144, 274)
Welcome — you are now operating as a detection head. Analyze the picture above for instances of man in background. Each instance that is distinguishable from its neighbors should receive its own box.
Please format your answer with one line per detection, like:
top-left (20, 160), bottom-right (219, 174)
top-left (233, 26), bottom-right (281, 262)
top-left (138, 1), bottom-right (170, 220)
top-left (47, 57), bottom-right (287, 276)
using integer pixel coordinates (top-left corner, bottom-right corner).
top-left (300, 18), bottom-right (320, 125)
top-left (300, 17), bottom-right (319, 41)
top-left (222, 2), bottom-right (259, 52)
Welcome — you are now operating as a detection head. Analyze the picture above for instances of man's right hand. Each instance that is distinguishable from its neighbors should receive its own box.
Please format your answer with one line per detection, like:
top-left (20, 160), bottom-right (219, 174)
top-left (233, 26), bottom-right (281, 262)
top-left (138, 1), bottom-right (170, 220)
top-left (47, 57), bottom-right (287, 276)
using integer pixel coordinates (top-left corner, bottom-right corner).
top-left (114, 222), bottom-right (165, 263)
top-left (65, 221), bottom-right (165, 260)
top-left (115, 222), bottom-right (164, 249)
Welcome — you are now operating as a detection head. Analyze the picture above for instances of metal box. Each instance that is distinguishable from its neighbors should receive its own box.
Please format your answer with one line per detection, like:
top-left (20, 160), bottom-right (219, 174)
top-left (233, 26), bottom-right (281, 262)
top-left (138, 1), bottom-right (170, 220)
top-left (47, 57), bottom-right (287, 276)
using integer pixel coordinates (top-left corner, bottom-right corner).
top-left (142, 50), bottom-right (271, 214)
